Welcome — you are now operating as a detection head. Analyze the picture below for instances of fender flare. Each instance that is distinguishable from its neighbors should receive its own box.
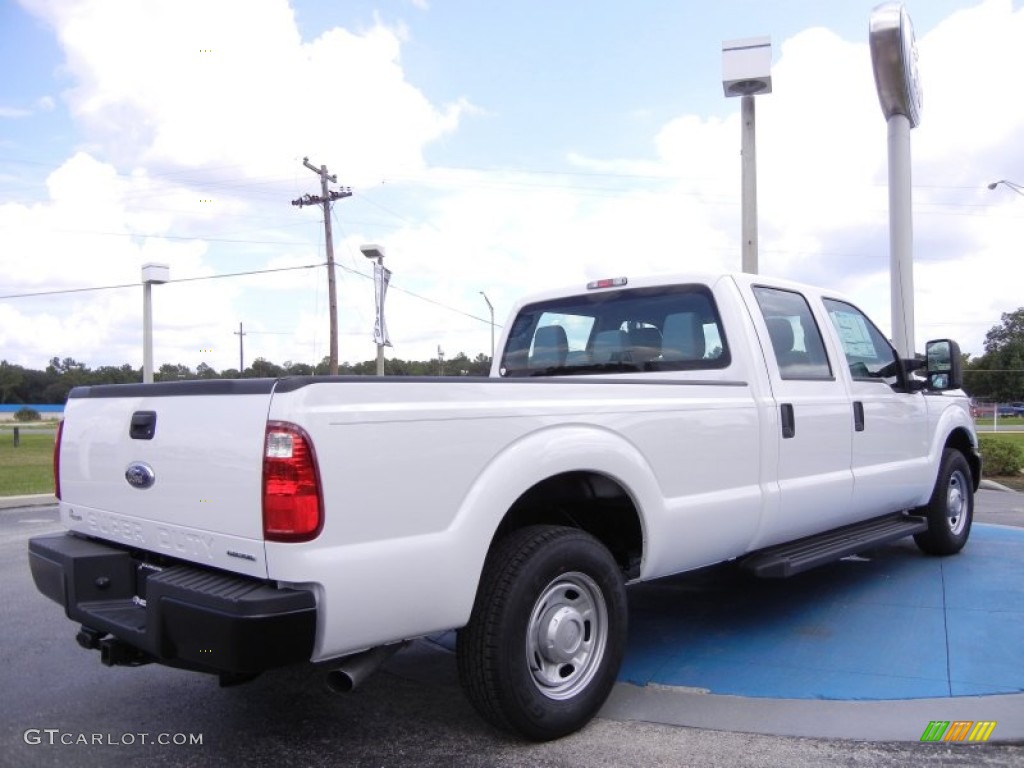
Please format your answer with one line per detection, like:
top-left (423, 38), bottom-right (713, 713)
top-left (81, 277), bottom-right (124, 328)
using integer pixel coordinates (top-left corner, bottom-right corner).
top-left (922, 402), bottom-right (979, 502)
top-left (441, 423), bottom-right (663, 621)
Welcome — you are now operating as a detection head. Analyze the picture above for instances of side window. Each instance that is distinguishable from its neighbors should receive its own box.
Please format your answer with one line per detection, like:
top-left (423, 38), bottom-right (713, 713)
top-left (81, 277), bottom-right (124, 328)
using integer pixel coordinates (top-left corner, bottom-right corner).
top-left (823, 298), bottom-right (898, 379)
top-left (752, 287), bottom-right (833, 380)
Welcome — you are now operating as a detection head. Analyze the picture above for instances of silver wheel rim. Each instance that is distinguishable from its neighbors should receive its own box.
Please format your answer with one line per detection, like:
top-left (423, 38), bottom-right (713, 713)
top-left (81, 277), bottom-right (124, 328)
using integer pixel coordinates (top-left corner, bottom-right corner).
top-left (946, 469), bottom-right (968, 536)
top-left (525, 571), bottom-right (608, 700)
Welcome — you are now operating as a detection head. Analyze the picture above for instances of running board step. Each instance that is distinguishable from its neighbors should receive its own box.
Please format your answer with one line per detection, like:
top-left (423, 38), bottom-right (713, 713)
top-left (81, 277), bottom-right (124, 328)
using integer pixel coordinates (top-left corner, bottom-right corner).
top-left (741, 514), bottom-right (928, 578)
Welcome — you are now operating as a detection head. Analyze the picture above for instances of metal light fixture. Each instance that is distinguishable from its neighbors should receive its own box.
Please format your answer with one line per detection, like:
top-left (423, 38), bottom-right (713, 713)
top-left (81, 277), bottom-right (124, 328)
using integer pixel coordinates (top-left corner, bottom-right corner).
top-left (988, 180), bottom-right (1024, 197)
top-left (360, 244), bottom-right (388, 376)
top-left (722, 37), bottom-right (772, 275)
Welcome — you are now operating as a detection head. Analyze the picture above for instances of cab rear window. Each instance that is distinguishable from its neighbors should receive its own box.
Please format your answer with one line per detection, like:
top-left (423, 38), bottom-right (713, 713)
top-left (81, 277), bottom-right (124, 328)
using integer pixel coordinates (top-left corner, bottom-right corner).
top-left (499, 284), bottom-right (729, 377)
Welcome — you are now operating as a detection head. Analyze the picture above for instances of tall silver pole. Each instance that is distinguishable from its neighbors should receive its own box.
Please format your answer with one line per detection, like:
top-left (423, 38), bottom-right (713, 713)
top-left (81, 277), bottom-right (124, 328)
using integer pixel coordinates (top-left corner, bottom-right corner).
top-left (888, 114), bottom-right (914, 358)
top-left (142, 282), bottom-right (154, 383)
top-left (741, 95), bottom-right (758, 274)
top-left (870, 3), bottom-right (922, 359)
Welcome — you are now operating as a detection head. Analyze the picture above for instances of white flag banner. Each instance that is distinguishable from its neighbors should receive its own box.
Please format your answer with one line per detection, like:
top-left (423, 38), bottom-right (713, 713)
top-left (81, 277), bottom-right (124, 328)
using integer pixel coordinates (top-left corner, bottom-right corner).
top-left (373, 262), bottom-right (392, 347)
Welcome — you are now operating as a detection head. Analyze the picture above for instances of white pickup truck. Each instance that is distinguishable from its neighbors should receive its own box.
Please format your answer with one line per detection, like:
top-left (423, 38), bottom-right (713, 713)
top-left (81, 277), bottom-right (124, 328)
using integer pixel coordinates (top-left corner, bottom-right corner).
top-left (30, 272), bottom-right (979, 740)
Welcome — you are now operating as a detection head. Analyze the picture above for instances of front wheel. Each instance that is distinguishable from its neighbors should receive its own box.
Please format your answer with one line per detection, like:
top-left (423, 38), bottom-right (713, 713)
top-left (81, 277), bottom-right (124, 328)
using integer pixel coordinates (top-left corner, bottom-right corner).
top-left (457, 525), bottom-right (627, 741)
top-left (914, 448), bottom-right (974, 556)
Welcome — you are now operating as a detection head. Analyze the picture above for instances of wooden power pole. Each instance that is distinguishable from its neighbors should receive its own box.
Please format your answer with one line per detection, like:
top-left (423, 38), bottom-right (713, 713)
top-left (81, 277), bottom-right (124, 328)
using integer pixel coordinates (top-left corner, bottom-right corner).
top-left (292, 157), bottom-right (352, 375)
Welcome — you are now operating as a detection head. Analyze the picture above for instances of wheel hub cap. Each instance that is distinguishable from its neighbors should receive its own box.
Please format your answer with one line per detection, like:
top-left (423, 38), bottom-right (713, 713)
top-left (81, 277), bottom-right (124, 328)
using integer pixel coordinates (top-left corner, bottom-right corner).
top-left (526, 572), bottom-right (609, 700)
top-left (945, 470), bottom-right (969, 535)
top-left (948, 486), bottom-right (962, 518)
top-left (541, 605), bottom-right (584, 663)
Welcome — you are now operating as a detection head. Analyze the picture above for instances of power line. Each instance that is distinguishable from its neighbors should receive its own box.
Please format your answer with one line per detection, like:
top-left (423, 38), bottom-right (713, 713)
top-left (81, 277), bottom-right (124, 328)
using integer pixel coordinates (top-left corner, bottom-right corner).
top-left (329, 260), bottom-right (499, 327)
top-left (0, 247), bottom-right (495, 329)
top-left (18, 228), bottom-right (318, 246)
top-left (0, 262), bottom-right (326, 300)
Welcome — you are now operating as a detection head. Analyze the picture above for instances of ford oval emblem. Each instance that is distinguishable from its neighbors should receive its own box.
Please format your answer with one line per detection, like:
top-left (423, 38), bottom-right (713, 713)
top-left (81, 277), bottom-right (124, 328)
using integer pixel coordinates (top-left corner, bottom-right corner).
top-left (125, 462), bottom-right (156, 489)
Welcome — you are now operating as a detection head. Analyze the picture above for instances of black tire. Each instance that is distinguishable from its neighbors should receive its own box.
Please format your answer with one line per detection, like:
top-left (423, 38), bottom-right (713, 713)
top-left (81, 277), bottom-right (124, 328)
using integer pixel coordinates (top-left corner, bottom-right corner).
top-left (913, 448), bottom-right (973, 556)
top-left (456, 525), bottom-right (627, 741)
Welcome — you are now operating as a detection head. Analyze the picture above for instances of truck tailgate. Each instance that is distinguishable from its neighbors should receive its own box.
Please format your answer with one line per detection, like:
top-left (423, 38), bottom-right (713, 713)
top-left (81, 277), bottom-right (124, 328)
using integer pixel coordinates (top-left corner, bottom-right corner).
top-left (58, 380), bottom-right (274, 578)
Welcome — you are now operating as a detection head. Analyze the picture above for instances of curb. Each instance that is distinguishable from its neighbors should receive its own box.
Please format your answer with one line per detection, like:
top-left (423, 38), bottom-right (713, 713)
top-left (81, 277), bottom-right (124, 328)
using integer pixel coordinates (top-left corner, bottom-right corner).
top-left (0, 494), bottom-right (56, 510)
top-left (980, 479), bottom-right (1019, 492)
top-left (601, 684), bottom-right (1024, 743)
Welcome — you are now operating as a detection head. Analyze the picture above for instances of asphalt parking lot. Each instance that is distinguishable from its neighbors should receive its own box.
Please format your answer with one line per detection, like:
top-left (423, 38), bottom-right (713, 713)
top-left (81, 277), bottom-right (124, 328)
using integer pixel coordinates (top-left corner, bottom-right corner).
top-left (2, 494), bottom-right (1023, 766)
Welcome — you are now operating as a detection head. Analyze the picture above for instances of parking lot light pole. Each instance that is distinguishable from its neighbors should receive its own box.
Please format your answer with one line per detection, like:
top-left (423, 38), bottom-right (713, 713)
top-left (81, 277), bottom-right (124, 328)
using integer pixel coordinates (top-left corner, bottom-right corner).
top-left (141, 263), bottom-right (169, 383)
top-left (722, 37), bottom-right (773, 275)
top-left (480, 291), bottom-right (495, 362)
top-left (360, 244), bottom-right (387, 376)
top-left (988, 179), bottom-right (1024, 197)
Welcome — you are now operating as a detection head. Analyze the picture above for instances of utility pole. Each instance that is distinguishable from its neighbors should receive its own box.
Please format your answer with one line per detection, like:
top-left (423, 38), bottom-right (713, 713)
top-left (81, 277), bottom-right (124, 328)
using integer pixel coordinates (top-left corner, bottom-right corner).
top-left (234, 322), bottom-right (246, 374)
top-left (438, 346), bottom-right (445, 377)
top-left (292, 157), bottom-right (352, 375)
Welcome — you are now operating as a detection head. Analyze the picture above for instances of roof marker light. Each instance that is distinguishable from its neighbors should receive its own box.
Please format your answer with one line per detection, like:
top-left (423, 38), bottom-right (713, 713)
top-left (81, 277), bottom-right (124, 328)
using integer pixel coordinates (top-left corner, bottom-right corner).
top-left (586, 277), bottom-right (628, 290)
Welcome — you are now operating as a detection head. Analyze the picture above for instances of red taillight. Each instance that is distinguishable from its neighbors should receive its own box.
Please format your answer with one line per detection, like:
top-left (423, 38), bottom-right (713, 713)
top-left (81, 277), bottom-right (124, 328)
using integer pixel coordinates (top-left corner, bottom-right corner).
top-left (53, 420), bottom-right (64, 500)
top-left (262, 422), bottom-right (323, 542)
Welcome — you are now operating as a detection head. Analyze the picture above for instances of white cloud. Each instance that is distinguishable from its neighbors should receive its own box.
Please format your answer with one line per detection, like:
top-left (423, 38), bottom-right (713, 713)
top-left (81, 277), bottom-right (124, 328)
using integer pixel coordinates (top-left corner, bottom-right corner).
top-left (6, 0), bottom-right (1024, 374)
top-left (25, 0), bottom-right (467, 184)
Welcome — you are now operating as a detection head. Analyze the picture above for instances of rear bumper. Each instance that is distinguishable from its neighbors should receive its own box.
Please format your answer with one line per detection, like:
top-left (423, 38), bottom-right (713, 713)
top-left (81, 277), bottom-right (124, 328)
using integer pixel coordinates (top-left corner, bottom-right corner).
top-left (29, 533), bottom-right (316, 675)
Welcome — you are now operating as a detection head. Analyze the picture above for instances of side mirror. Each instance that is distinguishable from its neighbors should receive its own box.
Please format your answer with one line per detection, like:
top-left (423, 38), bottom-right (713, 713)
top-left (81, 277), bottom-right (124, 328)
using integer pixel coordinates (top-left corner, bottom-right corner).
top-left (925, 339), bottom-right (962, 391)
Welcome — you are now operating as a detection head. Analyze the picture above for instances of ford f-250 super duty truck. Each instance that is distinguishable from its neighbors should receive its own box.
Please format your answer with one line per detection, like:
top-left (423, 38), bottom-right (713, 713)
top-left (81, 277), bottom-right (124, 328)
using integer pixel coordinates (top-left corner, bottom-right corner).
top-left (29, 272), bottom-right (979, 740)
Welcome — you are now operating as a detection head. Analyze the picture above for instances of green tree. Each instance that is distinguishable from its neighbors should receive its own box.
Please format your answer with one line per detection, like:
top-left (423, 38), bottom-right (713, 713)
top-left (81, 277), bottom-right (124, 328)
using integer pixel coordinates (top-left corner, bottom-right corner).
top-left (47, 356), bottom-right (86, 375)
top-left (983, 309), bottom-right (1024, 354)
top-left (156, 363), bottom-right (194, 381)
top-left (283, 361), bottom-right (314, 376)
top-left (247, 357), bottom-right (283, 378)
top-left (196, 362), bottom-right (219, 379)
top-left (470, 352), bottom-right (492, 375)
top-left (93, 364), bottom-right (139, 384)
top-left (0, 361), bottom-right (24, 403)
top-left (965, 309), bottom-right (1024, 401)
top-left (43, 356), bottom-right (90, 402)
top-left (15, 368), bottom-right (51, 404)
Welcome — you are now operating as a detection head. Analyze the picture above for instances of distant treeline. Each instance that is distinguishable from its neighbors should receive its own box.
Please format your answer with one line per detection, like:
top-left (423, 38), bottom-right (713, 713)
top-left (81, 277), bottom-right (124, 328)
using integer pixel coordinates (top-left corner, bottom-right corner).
top-left (5, 302), bottom-right (1024, 406)
top-left (0, 353), bottom-right (492, 405)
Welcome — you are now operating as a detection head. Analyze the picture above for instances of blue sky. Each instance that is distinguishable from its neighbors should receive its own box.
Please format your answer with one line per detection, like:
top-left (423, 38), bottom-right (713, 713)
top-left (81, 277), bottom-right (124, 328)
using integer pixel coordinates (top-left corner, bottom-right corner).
top-left (1, 0), bottom-right (1022, 373)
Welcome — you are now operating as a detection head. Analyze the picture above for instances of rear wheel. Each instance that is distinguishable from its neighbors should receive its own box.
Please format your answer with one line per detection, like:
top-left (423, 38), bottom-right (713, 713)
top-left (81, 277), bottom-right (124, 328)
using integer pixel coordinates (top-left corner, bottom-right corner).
top-left (914, 448), bottom-right (973, 555)
top-left (457, 525), bottom-right (627, 741)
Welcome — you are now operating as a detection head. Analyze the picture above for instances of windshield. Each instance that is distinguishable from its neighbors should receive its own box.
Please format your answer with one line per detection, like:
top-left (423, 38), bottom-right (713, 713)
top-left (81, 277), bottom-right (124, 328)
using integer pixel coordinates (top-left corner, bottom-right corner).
top-left (499, 284), bottom-right (730, 377)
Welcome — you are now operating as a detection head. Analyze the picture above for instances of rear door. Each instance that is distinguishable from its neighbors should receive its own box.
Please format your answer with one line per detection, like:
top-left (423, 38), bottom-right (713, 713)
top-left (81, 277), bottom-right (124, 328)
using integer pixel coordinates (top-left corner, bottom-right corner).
top-left (744, 285), bottom-right (855, 546)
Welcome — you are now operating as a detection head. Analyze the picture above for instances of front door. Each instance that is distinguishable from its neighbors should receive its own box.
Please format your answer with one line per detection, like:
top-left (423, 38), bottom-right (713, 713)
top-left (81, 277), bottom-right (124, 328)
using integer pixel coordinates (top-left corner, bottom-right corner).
top-left (822, 298), bottom-right (929, 512)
